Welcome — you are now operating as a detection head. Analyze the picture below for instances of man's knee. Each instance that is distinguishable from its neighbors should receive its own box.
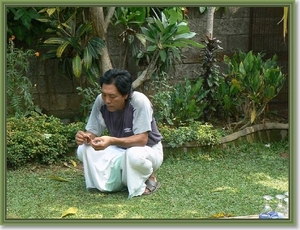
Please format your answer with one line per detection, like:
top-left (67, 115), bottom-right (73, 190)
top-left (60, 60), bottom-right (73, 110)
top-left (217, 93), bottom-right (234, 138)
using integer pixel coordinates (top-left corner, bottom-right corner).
top-left (125, 147), bottom-right (150, 170)
top-left (77, 145), bottom-right (85, 162)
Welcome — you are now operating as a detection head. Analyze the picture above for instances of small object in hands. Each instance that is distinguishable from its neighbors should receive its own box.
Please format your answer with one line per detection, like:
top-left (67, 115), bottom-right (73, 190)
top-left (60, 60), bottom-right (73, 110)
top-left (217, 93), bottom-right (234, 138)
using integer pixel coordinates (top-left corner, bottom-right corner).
top-left (85, 136), bottom-right (91, 144)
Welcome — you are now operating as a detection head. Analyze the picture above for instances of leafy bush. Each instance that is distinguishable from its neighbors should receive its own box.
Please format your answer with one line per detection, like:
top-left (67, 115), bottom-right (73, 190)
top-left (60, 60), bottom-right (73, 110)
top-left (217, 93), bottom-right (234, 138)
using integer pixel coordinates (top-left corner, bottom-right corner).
top-left (220, 50), bottom-right (286, 130)
top-left (152, 78), bottom-right (208, 127)
top-left (6, 113), bottom-right (85, 169)
top-left (159, 121), bottom-right (222, 148)
top-left (76, 82), bottom-right (101, 121)
top-left (6, 35), bottom-right (41, 118)
top-left (198, 35), bottom-right (223, 121)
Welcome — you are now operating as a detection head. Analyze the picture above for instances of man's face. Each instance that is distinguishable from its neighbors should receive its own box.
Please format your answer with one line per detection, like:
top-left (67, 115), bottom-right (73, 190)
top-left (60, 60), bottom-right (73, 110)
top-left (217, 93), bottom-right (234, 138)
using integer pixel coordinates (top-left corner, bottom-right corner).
top-left (101, 83), bottom-right (128, 112)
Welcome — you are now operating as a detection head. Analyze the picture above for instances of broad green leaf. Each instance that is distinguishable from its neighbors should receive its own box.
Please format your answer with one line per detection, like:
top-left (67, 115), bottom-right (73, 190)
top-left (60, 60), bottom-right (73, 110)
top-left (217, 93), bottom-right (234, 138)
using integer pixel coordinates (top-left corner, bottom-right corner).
top-left (165, 8), bottom-right (181, 24)
top-left (266, 86), bottom-right (275, 99)
top-left (64, 10), bottom-right (77, 25)
top-left (164, 42), bottom-right (188, 48)
top-left (160, 12), bottom-right (168, 28)
top-left (89, 37), bottom-right (106, 54)
top-left (199, 7), bottom-right (207, 13)
top-left (177, 21), bottom-right (188, 27)
top-left (223, 55), bottom-right (231, 64)
top-left (68, 37), bottom-right (82, 54)
top-left (173, 32), bottom-right (196, 40)
top-left (56, 41), bottom-right (70, 58)
top-left (250, 108), bottom-right (256, 124)
top-left (44, 37), bottom-right (65, 44)
top-left (45, 28), bottom-right (55, 33)
top-left (135, 33), bottom-right (147, 47)
top-left (223, 94), bottom-right (232, 109)
top-left (76, 22), bottom-right (91, 38)
top-left (46, 8), bottom-right (57, 17)
top-left (180, 39), bottom-right (205, 48)
top-left (61, 23), bottom-right (72, 30)
top-left (161, 25), bottom-right (177, 43)
top-left (141, 27), bottom-right (156, 43)
top-left (48, 175), bottom-right (70, 182)
top-left (239, 62), bottom-right (246, 75)
top-left (87, 42), bottom-right (99, 59)
top-left (35, 18), bottom-right (52, 23)
top-left (83, 47), bottom-right (92, 69)
top-left (169, 47), bottom-right (181, 60)
top-left (251, 74), bottom-right (259, 93)
top-left (159, 49), bottom-right (167, 62)
top-left (90, 37), bottom-right (105, 47)
top-left (176, 25), bottom-right (190, 34)
top-left (85, 64), bottom-right (100, 83)
top-left (72, 55), bottom-right (82, 78)
top-left (147, 45), bottom-right (157, 52)
top-left (87, 37), bottom-right (105, 59)
top-left (61, 207), bottom-right (78, 218)
top-left (243, 51), bottom-right (253, 72)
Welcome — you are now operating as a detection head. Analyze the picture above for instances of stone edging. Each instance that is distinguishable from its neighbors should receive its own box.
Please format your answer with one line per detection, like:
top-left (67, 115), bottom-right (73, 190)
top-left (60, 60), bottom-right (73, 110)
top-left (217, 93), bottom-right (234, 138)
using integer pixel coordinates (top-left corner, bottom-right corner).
top-left (221, 123), bottom-right (289, 143)
top-left (69, 123), bottom-right (289, 152)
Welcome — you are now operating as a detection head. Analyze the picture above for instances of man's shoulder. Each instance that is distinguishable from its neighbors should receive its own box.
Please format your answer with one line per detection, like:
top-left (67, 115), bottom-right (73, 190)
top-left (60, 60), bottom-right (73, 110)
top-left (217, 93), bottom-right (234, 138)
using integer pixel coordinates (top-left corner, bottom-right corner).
top-left (131, 91), bottom-right (148, 100)
top-left (131, 91), bottom-right (150, 105)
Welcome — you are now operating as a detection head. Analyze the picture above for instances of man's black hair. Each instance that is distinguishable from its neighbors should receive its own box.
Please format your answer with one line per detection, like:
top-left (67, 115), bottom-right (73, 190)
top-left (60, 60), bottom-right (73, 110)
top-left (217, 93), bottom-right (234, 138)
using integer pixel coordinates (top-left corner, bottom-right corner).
top-left (99, 69), bottom-right (133, 97)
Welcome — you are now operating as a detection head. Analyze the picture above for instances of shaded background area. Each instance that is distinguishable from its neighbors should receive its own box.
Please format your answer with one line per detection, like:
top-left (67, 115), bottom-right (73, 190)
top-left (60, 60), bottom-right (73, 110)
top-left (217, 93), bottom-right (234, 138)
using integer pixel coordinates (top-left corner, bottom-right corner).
top-left (249, 7), bottom-right (289, 120)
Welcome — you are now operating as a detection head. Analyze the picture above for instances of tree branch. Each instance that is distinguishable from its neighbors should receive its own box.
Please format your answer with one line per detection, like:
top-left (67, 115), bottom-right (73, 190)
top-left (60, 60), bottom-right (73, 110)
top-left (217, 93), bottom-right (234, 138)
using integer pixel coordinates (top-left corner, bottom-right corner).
top-left (132, 50), bottom-right (160, 89)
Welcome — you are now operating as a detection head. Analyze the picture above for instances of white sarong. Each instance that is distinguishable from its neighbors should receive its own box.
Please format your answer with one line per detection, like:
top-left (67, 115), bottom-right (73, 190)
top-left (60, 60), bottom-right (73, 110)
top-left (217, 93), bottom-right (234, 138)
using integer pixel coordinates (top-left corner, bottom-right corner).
top-left (77, 142), bottom-right (163, 198)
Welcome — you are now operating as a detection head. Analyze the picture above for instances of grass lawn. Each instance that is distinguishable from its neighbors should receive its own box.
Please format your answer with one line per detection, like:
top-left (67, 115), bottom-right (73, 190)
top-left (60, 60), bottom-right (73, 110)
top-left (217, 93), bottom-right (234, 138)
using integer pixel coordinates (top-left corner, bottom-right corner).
top-left (5, 141), bottom-right (289, 221)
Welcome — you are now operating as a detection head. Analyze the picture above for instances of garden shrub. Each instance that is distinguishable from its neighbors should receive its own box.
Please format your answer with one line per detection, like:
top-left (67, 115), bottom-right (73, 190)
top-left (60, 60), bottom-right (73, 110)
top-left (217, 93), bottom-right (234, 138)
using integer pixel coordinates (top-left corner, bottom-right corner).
top-left (6, 43), bottom-right (41, 118)
top-left (159, 121), bottom-right (222, 148)
top-left (152, 78), bottom-right (208, 127)
top-left (6, 113), bottom-right (85, 169)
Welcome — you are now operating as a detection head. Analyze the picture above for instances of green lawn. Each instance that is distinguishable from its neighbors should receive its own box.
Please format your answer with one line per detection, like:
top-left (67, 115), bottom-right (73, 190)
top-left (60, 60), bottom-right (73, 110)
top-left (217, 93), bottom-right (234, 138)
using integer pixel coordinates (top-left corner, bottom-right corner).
top-left (5, 141), bottom-right (289, 221)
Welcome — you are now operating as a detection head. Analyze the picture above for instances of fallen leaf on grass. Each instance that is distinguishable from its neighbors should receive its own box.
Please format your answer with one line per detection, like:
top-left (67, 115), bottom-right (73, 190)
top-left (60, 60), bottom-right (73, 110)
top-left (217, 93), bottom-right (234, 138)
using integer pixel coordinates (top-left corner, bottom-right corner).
top-left (48, 175), bottom-right (70, 182)
top-left (70, 159), bottom-right (77, 167)
top-left (63, 162), bottom-right (72, 168)
top-left (210, 212), bottom-right (234, 218)
top-left (63, 161), bottom-right (80, 171)
top-left (280, 152), bottom-right (289, 158)
top-left (61, 207), bottom-right (78, 218)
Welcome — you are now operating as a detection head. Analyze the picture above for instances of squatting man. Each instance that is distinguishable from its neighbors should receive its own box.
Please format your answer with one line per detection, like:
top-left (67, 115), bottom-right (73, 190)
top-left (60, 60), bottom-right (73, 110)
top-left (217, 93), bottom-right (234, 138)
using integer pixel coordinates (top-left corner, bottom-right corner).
top-left (75, 68), bottom-right (164, 198)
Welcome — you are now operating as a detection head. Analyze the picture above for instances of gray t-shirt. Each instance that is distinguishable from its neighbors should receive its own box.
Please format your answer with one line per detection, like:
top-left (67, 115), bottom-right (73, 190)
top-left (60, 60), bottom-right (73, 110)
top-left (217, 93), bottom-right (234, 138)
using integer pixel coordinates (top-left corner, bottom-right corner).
top-left (85, 91), bottom-right (162, 147)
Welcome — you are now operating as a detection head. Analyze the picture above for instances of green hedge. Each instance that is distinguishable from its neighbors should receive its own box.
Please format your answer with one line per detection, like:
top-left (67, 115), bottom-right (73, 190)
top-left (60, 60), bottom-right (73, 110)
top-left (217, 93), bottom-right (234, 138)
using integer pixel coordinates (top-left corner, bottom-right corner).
top-left (6, 114), bottom-right (85, 169)
top-left (159, 122), bottom-right (222, 148)
top-left (6, 114), bottom-right (222, 169)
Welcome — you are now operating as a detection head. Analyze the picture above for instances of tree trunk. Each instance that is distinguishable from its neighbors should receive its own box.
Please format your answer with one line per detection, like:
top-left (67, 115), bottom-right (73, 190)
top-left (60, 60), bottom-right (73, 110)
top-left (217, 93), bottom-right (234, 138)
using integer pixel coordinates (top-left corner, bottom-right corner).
top-left (90, 7), bottom-right (115, 74)
top-left (90, 7), bottom-right (156, 89)
top-left (206, 7), bottom-right (216, 38)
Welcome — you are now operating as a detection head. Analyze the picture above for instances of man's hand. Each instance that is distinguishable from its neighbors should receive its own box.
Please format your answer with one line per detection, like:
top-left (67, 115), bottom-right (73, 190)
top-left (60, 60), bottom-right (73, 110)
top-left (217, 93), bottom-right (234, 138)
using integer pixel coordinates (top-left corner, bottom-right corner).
top-left (75, 131), bottom-right (93, 145)
top-left (91, 136), bottom-right (111, 151)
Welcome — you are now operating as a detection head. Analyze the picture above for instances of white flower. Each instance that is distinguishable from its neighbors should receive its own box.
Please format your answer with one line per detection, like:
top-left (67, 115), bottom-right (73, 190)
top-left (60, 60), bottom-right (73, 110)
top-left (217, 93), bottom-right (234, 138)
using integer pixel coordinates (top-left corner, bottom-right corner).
top-left (44, 134), bottom-right (52, 139)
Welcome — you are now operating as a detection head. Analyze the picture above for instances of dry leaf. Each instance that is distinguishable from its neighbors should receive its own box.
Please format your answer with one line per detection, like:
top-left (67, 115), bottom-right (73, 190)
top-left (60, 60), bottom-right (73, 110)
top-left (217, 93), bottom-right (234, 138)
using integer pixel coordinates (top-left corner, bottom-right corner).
top-left (211, 212), bottom-right (234, 218)
top-left (48, 175), bottom-right (70, 182)
top-left (250, 108), bottom-right (256, 124)
top-left (70, 159), bottom-right (77, 167)
top-left (61, 207), bottom-right (78, 218)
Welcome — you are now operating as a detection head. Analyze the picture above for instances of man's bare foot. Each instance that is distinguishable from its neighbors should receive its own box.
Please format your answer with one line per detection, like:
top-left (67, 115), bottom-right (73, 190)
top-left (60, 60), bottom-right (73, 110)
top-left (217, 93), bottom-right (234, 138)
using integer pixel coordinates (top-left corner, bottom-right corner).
top-left (148, 173), bottom-right (157, 182)
top-left (143, 173), bottom-right (159, 194)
